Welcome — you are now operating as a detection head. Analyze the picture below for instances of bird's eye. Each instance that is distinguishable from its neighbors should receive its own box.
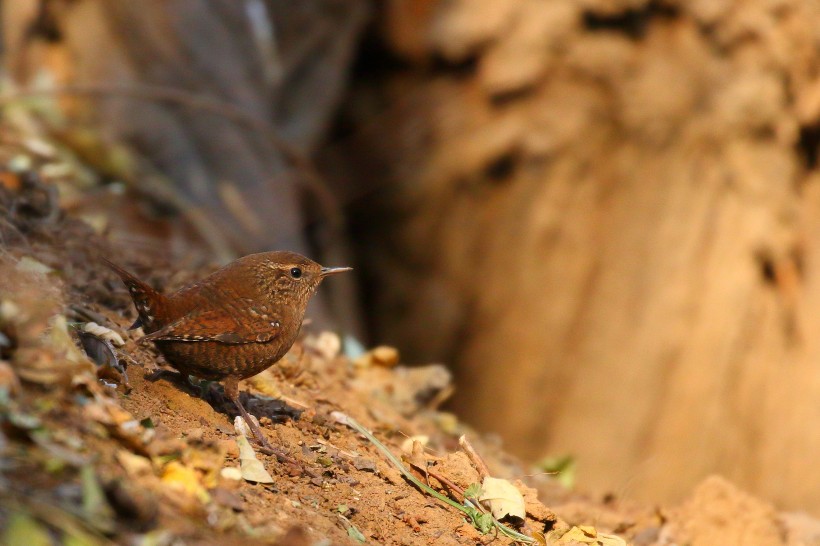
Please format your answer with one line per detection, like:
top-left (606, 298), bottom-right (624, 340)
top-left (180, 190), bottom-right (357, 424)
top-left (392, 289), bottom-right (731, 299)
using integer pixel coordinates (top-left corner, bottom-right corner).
top-left (290, 267), bottom-right (302, 279)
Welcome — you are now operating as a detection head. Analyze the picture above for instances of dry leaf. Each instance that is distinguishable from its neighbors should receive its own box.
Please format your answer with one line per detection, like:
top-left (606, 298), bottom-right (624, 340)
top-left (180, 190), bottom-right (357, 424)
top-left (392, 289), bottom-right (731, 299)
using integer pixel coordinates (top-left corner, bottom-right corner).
top-left (13, 314), bottom-right (95, 385)
top-left (49, 315), bottom-right (95, 369)
top-left (236, 434), bottom-right (274, 484)
top-left (83, 399), bottom-right (135, 426)
top-left (80, 322), bottom-right (125, 346)
top-left (479, 477), bottom-right (526, 521)
top-left (553, 525), bottom-right (628, 546)
top-left (186, 445), bottom-right (226, 489)
top-left (115, 450), bottom-right (153, 478)
top-left (161, 461), bottom-right (210, 503)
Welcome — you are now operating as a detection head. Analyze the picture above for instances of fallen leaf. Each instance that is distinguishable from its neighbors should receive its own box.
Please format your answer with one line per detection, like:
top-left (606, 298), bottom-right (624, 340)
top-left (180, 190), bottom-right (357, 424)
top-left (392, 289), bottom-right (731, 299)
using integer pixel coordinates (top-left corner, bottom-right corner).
top-left (83, 399), bottom-right (135, 427)
top-left (116, 450), bottom-right (153, 478)
top-left (12, 313), bottom-right (95, 385)
top-left (161, 461), bottom-right (211, 503)
top-left (80, 322), bottom-right (125, 346)
top-left (186, 444), bottom-right (226, 489)
top-left (236, 434), bottom-right (274, 484)
top-left (552, 525), bottom-right (628, 546)
top-left (479, 477), bottom-right (526, 522)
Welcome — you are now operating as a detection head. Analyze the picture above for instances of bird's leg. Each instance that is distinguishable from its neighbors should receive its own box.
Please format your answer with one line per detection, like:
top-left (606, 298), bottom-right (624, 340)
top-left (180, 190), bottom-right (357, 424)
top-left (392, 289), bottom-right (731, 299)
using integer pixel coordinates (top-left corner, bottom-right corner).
top-left (223, 377), bottom-right (272, 449)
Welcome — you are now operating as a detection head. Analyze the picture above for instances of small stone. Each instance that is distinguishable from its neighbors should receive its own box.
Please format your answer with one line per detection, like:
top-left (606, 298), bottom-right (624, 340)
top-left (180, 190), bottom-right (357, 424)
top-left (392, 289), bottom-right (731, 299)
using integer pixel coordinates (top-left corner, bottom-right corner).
top-left (220, 467), bottom-right (242, 481)
top-left (371, 346), bottom-right (399, 367)
top-left (353, 345), bottom-right (400, 369)
top-left (313, 331), bottom-right (341, 360)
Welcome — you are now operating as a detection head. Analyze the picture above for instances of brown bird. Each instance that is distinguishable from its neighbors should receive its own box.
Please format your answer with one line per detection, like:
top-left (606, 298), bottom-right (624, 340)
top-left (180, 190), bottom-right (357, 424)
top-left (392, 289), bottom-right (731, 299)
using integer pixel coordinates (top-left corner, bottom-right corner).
top-left (104, 251), bottom-right (351, 447)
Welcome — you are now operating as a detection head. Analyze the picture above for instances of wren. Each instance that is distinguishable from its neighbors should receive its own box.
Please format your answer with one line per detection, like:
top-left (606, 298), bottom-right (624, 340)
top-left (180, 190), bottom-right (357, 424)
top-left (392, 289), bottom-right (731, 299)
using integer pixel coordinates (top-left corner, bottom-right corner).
top-left (104, 251), bottom-right (351, 447)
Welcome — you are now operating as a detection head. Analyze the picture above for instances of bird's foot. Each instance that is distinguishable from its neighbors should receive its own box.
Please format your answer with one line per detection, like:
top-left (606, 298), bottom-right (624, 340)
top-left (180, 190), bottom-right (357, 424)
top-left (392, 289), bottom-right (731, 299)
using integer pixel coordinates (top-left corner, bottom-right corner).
top-left (243, 413), bottom-right (274, 450)
top-left (224, 377), bottom-right (298, 464)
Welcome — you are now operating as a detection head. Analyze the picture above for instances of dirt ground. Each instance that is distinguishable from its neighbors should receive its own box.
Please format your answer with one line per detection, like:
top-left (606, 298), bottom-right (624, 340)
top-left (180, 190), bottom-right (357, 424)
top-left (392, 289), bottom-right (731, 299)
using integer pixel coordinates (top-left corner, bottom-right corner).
top-left (2, 170), bottom-right (820, 545)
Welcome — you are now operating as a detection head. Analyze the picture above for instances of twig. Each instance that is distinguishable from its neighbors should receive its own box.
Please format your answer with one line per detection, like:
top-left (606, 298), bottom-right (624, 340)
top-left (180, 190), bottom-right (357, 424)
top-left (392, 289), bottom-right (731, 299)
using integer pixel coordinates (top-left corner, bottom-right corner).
top-left (459, 435), bottom-right (490, 481)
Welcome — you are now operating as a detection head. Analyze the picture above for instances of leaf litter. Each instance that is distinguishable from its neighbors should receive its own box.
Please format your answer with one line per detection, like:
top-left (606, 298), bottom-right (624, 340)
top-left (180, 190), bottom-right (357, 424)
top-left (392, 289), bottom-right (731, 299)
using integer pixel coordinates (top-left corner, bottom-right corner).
top-left (0, 156), bottom-right (812, 546)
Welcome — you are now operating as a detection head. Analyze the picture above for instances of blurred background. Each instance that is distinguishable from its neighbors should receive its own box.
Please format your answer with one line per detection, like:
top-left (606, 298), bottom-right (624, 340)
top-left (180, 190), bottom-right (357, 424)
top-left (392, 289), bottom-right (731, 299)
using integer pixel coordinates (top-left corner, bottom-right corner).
top-left (3, 0), bottom-right (820, 514)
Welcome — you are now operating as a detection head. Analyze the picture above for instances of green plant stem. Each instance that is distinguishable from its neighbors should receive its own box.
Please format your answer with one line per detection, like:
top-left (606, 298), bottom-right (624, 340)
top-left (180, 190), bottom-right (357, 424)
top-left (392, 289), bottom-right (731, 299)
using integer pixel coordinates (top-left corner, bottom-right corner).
top-left (336, 413), bottom-right (534, 544)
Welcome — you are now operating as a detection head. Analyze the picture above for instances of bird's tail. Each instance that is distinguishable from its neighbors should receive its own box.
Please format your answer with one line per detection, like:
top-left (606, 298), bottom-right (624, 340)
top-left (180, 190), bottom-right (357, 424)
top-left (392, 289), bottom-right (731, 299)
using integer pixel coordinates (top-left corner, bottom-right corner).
top-left (102, 257), bottom-right (165, 329)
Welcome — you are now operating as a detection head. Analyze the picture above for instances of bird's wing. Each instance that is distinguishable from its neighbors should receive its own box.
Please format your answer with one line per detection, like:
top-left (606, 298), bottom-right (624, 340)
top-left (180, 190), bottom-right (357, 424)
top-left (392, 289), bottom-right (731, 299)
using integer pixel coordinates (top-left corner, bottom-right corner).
top-left (140, 306), bottom-right (282, 344)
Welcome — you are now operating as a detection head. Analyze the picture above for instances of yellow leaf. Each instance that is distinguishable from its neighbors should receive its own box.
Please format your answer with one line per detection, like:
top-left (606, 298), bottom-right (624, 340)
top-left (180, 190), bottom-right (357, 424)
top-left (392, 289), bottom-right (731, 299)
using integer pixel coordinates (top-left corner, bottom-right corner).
top-left (553, 526), bottom-right (628, 546)
top-left (161, 461), bottom-right (210, 504)
top-left (115, 450), bottom-right (153, 478)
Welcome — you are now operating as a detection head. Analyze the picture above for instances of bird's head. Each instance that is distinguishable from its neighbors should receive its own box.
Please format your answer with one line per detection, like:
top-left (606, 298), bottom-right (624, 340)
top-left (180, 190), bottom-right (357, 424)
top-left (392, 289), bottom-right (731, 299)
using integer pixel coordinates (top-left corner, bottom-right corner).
top-left (255, 251), bottom-right (351, 309)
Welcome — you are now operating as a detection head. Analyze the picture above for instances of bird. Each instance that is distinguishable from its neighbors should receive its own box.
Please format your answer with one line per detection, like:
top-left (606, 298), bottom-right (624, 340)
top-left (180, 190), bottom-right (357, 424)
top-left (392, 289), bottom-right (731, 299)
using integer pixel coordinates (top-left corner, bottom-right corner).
top-left (104, 251), bottom-right (351, 447)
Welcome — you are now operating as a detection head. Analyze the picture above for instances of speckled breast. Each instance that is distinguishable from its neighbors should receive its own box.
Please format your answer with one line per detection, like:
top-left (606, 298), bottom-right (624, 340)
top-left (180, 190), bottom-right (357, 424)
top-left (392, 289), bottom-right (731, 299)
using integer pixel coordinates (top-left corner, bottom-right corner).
top-left (155, 339), bottom-right (292, 381)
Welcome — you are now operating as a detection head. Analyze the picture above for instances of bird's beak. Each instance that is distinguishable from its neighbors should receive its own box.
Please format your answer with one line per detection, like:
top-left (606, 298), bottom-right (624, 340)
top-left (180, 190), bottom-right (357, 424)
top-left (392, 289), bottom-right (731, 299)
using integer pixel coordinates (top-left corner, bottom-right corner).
top-left (320, 266), bottom-right (353, 277)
